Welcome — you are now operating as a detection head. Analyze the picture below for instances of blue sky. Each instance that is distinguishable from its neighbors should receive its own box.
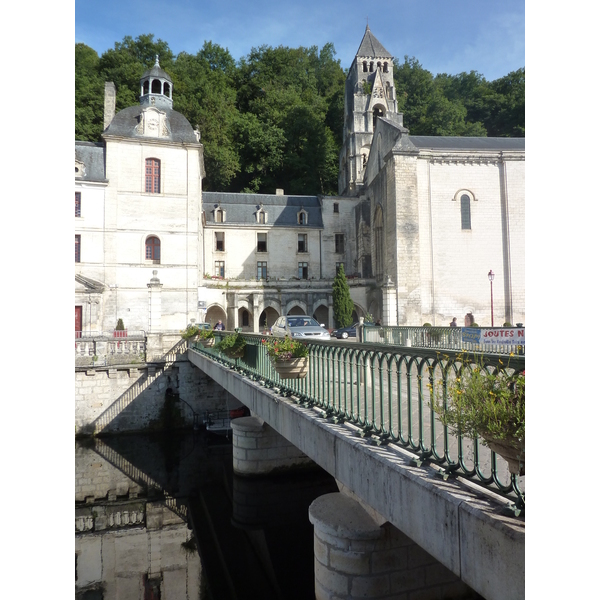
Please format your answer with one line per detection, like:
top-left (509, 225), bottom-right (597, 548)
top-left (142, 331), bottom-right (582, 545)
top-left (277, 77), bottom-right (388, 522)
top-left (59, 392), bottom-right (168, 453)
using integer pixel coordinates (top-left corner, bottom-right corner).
top-left (75, 0), bottom-right (524, 81)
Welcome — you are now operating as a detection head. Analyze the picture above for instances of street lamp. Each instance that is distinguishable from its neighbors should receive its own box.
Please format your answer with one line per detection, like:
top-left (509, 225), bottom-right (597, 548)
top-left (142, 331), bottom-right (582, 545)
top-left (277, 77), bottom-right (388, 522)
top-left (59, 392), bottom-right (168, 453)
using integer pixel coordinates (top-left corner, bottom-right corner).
top-left (488, 270), bottom-right (494, 327)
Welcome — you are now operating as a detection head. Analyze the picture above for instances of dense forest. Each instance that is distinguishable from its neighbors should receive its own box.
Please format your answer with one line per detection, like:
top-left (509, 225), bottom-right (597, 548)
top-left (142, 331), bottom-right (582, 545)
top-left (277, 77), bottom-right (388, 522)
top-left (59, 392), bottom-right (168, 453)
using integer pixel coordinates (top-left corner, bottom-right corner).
top-left (76, 34), bottom-right (524, 195)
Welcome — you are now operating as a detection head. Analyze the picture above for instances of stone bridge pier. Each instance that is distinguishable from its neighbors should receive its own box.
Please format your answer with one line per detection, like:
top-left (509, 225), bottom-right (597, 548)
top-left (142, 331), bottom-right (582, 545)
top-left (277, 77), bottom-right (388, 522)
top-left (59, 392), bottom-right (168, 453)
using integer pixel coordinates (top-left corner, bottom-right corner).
top-left (230, 415), bottom-right (479, 600)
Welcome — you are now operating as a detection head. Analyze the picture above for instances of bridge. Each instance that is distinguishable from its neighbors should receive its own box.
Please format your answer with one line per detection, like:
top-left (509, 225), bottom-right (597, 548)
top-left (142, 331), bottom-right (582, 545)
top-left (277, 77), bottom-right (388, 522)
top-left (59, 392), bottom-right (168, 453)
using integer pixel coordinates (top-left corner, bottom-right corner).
top-left (187, 332), bottom-right (525, 600)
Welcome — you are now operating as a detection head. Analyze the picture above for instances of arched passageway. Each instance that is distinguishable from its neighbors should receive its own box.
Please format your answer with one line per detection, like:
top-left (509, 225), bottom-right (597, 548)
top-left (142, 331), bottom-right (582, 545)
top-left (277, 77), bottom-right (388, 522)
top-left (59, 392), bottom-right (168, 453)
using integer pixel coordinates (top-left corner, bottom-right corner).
top-left (206, 305), bottom-right (227, 329)
top-left (259, 307), bottom-right (279, 332)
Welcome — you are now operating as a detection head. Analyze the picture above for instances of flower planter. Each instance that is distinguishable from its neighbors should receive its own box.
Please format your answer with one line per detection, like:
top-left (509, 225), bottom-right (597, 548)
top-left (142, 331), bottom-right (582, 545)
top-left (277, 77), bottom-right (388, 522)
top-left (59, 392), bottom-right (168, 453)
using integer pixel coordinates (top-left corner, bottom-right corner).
top-left (199, 337), bottom-right (215, 348)
top-left (273, 357), bottom-right (309, 380)
top-left (224, 347), bottom-right (245, 359)
top-left (484, 435), bottom-right (525, 476)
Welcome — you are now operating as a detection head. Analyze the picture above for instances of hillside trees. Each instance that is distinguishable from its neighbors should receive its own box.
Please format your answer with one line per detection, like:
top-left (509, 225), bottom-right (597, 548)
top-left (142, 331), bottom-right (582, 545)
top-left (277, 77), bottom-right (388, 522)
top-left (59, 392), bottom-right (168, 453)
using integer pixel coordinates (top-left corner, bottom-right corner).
top-left (75, 34), bottom-right (524, 192)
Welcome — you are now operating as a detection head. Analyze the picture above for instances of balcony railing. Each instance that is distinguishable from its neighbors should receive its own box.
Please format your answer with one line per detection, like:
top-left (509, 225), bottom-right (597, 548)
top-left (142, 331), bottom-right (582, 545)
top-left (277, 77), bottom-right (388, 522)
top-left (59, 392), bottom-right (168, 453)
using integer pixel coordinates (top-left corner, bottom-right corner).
top-left (191, 332), bottom-right (525, 513)
top-left (75, 331), bottom-right (147, 367)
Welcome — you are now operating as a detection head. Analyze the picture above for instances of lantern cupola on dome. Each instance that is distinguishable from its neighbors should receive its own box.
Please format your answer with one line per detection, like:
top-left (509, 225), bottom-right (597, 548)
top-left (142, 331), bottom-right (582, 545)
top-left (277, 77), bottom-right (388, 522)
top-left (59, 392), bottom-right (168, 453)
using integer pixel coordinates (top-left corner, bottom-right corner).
top-left (140, 56), bottom-right (173, 110)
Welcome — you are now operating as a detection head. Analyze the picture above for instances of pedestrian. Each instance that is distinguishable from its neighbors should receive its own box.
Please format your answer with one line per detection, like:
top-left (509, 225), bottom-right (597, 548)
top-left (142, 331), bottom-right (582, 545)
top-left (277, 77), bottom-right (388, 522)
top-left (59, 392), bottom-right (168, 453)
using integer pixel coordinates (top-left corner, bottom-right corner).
top-left (214, 319), bottom-right (225, 331)
top-left (449, 317), bottom-right (457, 327)
top-left (375, 319), bottom-right (382, 326)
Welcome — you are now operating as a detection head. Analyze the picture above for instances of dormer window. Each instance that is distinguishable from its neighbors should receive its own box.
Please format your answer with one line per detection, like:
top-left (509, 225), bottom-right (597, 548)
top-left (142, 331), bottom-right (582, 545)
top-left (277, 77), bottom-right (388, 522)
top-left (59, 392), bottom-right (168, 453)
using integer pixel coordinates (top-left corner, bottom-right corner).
top-left (298, 209), bottom-right (308, 225)
top-left (256, 205), bottom-right (267, 224)
top-left (214, 206), bottom-right (225, 223)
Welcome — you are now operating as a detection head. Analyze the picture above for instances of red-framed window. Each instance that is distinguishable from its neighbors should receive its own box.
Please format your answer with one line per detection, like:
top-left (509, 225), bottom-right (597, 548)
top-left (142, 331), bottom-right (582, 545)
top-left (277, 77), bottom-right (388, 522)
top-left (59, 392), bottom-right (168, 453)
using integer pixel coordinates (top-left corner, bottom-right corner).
top-left (145, 158), bottom-right (161, 193)
top-left (75, 235), bottom-right (81, 262)
top-left (145, 236), bottom-right (161, 261)
top-left (75, 192), bottom-right (81, 217)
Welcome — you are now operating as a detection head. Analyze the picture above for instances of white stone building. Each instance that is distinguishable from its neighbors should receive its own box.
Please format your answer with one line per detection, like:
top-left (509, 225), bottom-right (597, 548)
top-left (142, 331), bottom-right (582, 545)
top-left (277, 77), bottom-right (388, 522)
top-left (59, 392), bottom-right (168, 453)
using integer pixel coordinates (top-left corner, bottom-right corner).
top-left (75, 28), bottom-right (524, 335)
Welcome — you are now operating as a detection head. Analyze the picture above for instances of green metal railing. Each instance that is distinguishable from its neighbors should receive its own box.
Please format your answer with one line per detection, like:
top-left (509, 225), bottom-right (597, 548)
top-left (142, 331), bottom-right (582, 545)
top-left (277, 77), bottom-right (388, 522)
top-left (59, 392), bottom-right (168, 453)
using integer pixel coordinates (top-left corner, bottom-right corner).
top-left (191, 332), bottom-right (525, 514)
top-left (363, 326), bottom-right (525, 355)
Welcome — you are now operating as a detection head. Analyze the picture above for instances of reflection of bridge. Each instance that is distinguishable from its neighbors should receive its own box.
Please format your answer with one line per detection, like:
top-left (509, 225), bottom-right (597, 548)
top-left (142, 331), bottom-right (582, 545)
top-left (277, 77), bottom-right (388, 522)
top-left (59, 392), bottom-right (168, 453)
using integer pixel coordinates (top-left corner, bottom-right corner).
top-left (188, 334), bottom-right (525, 600)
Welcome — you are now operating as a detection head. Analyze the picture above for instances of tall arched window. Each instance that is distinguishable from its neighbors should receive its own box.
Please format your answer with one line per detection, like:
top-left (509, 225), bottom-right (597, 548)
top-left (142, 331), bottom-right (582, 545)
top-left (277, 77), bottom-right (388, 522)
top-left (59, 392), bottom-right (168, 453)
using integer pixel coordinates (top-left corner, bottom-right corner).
top-left (145, 158), bottom-right (160, 193)
top-left (374, 206), bottom-right (384, 280)
top-left (146, 236), bottom-right (161, 262)
top-left (151, 79), bottom-right (162, 93)
top-left (460, 194), bottom-right (472, 230)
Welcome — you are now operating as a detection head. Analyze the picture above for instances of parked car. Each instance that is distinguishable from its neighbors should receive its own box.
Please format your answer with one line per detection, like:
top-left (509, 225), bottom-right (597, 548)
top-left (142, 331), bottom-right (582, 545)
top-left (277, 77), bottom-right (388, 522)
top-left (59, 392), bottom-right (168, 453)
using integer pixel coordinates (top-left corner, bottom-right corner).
top-left (332, 323), bottom-right (359, 339)
top-left (333, 321), bottom-right (377, 339)
top-left (271, 316), bottom-right (331, 340)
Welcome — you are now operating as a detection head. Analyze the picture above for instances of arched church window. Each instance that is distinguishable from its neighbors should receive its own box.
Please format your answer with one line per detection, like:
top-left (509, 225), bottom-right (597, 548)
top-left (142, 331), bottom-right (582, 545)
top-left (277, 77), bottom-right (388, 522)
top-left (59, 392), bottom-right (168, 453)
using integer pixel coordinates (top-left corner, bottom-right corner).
top-left (369, 61), bottom-right (374, 72)
top-left (461, 194), bottom-right (472, 229)
top-left (146, 236), bottom-right (161, 262)
top-left (383, 62), bottom-right (389, 73)
top-left (363, 61), bottom-right (368, 72)
top-left (377, 61), bottom-right (381, 69)
top-left (143, 81), bottom-right (149, 94)
top-left (164, 82), bottom-right (171, 97)
top-left (374, 206), bottom-right (384, 280)
top-left (151, 79), bottom-right (162, 94)
top-left (373, 106), bottom-right (385, 128)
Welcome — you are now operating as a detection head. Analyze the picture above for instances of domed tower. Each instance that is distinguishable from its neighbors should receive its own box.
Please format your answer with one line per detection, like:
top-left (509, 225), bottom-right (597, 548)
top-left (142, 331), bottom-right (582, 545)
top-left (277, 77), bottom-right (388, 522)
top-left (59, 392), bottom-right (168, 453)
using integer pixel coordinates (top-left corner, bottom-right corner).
top-left (339, 26), bottom-right (402, 196)
top-left (139, 56), bottom-right (173, 110)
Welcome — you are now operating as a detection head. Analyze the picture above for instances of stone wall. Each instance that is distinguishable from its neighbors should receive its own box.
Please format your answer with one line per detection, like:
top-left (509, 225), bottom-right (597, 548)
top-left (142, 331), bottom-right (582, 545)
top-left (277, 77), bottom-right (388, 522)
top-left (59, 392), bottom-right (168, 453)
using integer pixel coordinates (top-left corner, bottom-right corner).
top-left (75, 357), bottom-right (233, 436)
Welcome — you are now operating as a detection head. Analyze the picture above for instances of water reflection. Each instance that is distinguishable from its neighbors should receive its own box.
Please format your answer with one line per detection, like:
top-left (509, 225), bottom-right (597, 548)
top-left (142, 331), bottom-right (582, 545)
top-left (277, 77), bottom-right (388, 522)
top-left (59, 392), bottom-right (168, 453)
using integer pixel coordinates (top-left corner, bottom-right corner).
top-left (75, 431), bottom-right (338, 599)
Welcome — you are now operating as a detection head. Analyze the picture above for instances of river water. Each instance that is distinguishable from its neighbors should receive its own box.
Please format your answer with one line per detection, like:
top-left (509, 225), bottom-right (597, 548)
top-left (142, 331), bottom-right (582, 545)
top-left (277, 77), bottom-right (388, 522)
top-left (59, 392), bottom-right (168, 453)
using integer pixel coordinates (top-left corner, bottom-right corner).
top-left (75, 430), bottom-right (338, 600)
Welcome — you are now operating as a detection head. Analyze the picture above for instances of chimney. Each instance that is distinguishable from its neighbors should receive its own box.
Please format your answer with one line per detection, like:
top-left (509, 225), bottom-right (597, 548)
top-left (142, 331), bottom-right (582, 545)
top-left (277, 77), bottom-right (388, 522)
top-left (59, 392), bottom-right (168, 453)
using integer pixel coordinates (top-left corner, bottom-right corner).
top-left (276, 188), bottom-right (284, 195)
top-left (104, 82), bottom-right (116, 130)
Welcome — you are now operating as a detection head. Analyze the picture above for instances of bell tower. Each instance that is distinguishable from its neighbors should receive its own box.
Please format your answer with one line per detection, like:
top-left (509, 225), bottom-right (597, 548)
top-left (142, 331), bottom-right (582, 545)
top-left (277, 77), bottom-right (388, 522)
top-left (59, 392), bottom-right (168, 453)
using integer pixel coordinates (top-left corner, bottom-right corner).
top-left (339, 26), bottom-right (401, 196)
top-left (139, 56), bottom-right (173, 110)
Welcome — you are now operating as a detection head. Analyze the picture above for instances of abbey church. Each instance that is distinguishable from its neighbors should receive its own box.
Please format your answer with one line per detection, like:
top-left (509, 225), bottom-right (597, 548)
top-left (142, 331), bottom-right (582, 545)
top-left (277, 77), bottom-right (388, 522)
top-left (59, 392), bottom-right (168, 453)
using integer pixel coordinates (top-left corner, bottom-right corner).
top-left (75, 26), bottom-right (525, 335)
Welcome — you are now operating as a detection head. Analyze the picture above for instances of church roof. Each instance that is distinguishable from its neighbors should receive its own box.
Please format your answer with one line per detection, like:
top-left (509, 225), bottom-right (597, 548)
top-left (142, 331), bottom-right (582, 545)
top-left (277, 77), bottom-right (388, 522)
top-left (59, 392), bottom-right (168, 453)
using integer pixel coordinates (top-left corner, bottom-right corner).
top-left (75, 141), bottom-right (106, 181)
top-left (408, 136), bottom-right (525, 151)
top-left (356, 25), bottom-right (393, 58)
top-left (203, 191), bottom-right (324, 228)
top-left (102, 105), bottom-right (198, 144)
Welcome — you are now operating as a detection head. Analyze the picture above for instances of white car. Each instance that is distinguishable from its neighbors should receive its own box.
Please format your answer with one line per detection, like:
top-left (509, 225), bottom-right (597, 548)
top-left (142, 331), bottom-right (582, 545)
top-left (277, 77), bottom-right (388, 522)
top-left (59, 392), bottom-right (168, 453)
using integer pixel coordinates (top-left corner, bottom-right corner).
top-left (271, 316), bottom-right (331, 340)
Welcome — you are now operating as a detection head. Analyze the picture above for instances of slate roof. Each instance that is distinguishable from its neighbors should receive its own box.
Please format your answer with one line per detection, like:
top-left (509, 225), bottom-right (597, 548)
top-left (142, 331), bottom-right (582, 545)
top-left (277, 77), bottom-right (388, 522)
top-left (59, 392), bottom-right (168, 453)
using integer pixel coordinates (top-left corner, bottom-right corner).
top-left (103, 105), bottom-right (198, 144)
top-left (408, 136), bottom-right (525, 152)
top-left (75, 141), bottom-right (106, 182)
top-left (356, 25), bottom-right (393, 59)
top-left (203, 191), bottom-right (323, 228)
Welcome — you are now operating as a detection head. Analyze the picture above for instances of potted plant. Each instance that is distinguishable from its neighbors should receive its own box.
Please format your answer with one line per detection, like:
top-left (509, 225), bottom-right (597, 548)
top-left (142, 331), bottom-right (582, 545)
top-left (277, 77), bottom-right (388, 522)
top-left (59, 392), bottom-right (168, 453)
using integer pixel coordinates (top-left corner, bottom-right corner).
top-left (180, 325), bottom-right (215, 347)
top-left (432, 354), bottom-right (525, 475)
top-left (114, 318), bottom-right (127, 338)
top-left (214, 332), bottom-right (246, 359)
top-left (263, 336), bottom-right (309, 379)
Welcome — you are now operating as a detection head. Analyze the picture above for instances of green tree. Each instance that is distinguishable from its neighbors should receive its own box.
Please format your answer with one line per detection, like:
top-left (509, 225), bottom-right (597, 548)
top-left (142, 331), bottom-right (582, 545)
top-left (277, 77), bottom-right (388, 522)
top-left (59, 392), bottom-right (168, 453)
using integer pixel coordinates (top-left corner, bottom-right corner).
top-left (488, 68), bottom-right (525, 137)
top-left (234, 44), bottom-right (344, 194)
top-left (75, 43), bottom-right (104, 141)
top-left (332, 265), bottom-right (353, 328)
top-left (171, 45), bottom-right (241, 190)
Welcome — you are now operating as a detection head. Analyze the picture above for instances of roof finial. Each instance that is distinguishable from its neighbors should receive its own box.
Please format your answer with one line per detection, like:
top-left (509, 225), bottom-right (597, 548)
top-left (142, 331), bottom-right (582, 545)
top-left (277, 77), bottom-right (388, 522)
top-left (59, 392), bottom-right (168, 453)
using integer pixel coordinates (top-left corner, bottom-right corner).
top-left (155, 54), bottom-right (160, 67)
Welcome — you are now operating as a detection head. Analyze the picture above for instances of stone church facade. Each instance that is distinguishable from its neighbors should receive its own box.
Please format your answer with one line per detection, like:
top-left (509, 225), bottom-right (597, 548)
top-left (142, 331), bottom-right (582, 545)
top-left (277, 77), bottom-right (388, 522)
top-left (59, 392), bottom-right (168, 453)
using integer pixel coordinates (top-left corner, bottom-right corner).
top-left (75, 28), bottom-right (524, 335)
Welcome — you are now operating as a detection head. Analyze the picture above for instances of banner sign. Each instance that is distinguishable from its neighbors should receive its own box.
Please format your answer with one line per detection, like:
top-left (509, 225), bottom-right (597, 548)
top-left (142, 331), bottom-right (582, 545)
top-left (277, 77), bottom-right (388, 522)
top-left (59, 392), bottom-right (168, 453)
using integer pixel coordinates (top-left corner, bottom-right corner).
top-left (462, 328), bottom-right (525, 345)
